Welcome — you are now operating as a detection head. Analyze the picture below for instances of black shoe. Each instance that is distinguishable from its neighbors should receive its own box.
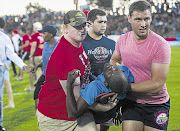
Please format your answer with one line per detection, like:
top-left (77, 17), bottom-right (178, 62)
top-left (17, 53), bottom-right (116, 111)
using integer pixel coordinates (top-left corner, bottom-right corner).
top-left (13, 73), bottom-right (17, 77)
top-left (0, 126), bottom-right (5, 131)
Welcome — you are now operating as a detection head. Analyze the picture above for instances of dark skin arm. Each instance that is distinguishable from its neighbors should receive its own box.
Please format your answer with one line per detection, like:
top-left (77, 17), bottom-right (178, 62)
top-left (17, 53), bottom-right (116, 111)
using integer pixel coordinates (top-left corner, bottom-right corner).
top-left (66, 69), bottom-right (89, 119)
top-left (66, 69), bottom-right (118, 119)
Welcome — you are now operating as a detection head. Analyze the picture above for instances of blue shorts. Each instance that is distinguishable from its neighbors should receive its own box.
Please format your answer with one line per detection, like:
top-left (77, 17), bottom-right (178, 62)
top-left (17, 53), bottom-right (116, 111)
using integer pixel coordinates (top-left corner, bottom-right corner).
top-left (121, 99), bottom-right (170, 130)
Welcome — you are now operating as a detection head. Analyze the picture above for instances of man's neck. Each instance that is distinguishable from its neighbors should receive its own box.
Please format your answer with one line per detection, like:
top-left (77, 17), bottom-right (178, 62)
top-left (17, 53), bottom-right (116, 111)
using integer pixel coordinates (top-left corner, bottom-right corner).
top-left (133, 30), bottom-right (151, 42)
top-left (64, 35), bottom-right (81, 48)
top-left (49, 39), bottom-right (56, 47)
top-left (88, 30), bottom-right (103, 40)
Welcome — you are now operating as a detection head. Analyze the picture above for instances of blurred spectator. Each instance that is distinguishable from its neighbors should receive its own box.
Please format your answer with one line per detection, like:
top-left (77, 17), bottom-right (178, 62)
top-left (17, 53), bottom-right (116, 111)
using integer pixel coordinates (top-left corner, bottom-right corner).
top-left (25, 22), bottom-right (44, 92)
top-left (16, 27), bottom-right (31, 81)
top-left (1, 1), bottom-right (180, 39)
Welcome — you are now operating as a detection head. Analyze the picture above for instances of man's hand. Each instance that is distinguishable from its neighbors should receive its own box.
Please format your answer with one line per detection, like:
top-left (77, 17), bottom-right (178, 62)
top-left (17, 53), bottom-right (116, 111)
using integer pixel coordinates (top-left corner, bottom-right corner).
top-left (30, 66), bottom-right (37, 73)
top-left (4, 63), bottom-right (9, 71)
top-left (95, 92), bottom-right (117, 104)
top-left (67, 69), bottom-right (81, 86)
top-left (24, 66), bottom-right (33, 73)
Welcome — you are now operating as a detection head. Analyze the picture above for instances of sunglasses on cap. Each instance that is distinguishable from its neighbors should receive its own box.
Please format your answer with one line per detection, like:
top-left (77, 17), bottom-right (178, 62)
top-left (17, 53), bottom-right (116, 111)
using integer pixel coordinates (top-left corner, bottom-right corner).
top-left (72, 23), bottom-right (87, 30)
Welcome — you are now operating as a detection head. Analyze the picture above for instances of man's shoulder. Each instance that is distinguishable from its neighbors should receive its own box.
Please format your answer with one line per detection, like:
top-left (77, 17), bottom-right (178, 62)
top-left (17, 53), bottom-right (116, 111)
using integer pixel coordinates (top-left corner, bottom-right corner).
top-left (83, 34), bottom-right (92, 42)
top-left (0, 32), bottom-right (11, 41)
top-left (102, 35), bottom-right (116, 44)
top-left (150, 31), bottom-right (169, 45)
top-left (43, 42), bottom-right (49, 48)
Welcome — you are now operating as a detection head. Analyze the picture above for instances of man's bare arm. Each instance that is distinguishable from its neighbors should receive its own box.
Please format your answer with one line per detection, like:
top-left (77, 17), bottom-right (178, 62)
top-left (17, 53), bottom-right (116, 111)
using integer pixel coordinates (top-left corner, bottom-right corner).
top-left (66, 69), bottom-right (89, 119)
top-left (19, 40), bottom-right (30, 50)
top-left (110, 51), bottom-right (122, 66)
top-left (30, 42), bottom-right (37, 57)
top-left (131, 63), bottom-right (170, 94)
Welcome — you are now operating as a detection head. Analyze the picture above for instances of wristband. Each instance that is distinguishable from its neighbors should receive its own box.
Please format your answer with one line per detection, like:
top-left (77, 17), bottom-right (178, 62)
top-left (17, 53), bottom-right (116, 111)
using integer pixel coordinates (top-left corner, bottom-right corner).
top-left (126, 83), bottom-right (132, 91)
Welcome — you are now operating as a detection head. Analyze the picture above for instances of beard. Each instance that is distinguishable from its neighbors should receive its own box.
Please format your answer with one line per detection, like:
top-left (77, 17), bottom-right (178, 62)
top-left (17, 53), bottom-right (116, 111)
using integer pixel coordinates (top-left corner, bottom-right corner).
top-left (94, 30), bottom-right (104, 36)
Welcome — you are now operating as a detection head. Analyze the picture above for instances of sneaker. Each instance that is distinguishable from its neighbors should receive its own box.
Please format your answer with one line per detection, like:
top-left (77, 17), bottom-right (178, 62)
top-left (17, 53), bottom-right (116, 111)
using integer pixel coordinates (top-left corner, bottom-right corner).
top-left (15, 77), bottom-right (23, 81)
top-left (13, 73), bottom-right (17, 77)
top-left (24, 88), bottom-right (34, 92)
top-left (3, 104), bottom-right (15, 109)
top-left (0, 126), bottom-right (5, 131)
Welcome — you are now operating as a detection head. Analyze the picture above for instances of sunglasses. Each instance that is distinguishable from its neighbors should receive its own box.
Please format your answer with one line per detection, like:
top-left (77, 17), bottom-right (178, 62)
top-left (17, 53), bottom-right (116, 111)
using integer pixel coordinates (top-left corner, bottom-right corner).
top-left (72, 23), bottom-right (87, 30)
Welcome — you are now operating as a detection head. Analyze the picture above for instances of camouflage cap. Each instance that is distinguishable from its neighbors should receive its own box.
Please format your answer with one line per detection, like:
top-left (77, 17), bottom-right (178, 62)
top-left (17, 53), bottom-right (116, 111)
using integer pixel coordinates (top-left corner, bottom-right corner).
top-left (64, 10), bottom-right (87, 27)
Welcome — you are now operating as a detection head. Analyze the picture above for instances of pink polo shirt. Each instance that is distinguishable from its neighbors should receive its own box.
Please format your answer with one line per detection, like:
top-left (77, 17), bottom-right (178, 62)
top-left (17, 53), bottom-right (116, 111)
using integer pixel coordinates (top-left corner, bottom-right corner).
top-left (115, 31), bottom-right (171, 104)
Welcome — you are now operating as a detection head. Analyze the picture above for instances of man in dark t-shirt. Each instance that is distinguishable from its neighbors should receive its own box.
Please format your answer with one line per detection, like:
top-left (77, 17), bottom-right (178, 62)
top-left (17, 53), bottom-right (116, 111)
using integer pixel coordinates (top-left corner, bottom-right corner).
top-left (82, 9), bottom-right (116, 131)
top-left (82, 9), bottom-right (115, 77)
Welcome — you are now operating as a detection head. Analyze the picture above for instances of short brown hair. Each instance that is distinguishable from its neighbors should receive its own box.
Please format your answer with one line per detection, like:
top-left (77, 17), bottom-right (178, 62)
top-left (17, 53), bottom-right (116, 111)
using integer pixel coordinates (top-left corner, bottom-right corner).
top-left (129, 0), bottom-right (151, 16)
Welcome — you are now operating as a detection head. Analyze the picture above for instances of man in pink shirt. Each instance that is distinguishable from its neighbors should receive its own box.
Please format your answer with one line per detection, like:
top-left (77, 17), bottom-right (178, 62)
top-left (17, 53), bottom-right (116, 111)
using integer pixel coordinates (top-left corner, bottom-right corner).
top-left (110, 0), bottom-right (171, 131)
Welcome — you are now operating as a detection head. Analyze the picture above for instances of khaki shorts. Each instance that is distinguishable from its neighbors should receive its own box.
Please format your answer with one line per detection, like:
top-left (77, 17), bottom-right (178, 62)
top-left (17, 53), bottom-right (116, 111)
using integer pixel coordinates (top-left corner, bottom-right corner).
top-left (36, 110), bottom-right (97, 131)
top-left (34, 56), bottom-right (42, 66)
top-left (29, 56), bottom-right (42, 66)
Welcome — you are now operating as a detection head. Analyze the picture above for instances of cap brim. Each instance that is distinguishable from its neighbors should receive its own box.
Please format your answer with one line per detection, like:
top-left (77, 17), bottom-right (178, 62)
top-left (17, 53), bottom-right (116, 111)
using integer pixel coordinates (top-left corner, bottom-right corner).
top-left (38, 29), bottom-right (43, 32)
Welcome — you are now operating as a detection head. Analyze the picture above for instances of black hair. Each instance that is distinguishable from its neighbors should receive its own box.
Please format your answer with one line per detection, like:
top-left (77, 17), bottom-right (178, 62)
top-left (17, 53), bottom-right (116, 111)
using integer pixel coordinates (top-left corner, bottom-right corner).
top-left (129, 0), bottom-right (151, 16)
top-left (108, 70), bottom-right (128, 94)
top-left (0, 18), bottom-right (5, 28)
top-left (87, 9), bottom-right (106, 22)
top-left (21, 27), bottom-right (26, 33)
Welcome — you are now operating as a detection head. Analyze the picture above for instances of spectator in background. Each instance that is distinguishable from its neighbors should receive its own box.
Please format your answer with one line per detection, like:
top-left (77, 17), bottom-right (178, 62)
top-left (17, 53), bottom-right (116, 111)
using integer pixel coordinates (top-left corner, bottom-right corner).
top-left (10, 29), bottom-right (21, 77)
top-left (15, 27), bottom-right (31, 81)
top-left (0, 17), bottom-right (31, 131)
top-left (11, 29), bottom-right (21, 55)
top-left (33, 25), bottom-right (58, 109)
top-left (25, 22), bottom-right (44, 92)
top-left (82, 9), bottom-right (116, 131)
top-left (110, 1), bottom-right (171, 131)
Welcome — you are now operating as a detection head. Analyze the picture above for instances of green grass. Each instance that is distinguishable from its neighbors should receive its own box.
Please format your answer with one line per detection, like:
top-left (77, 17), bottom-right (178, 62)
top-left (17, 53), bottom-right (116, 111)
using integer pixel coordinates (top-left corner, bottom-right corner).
top-left (3, 46), bottom-right (180, 131)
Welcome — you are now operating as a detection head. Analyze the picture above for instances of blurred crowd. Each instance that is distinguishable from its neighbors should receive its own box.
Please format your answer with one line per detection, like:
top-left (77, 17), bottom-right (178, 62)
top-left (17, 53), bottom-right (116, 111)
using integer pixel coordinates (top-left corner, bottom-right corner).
top-left (3, 11), bottom-right (64, 37)
top-left (2, 0), bottom-right (180, 38)
top-left (106, 0), bottom-right (180, 38)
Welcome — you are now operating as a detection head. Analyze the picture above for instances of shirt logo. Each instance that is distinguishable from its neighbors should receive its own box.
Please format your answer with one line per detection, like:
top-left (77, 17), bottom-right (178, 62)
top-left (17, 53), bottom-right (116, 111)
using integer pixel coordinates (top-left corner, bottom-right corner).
top-left (155, 112), bottom-right (168, 125)
top-left (76, 12), bottom-right (83, 17)
top-left (87, 47), bottom-right (113, 61)
top-left (79, 54), bottom-right (85, 65)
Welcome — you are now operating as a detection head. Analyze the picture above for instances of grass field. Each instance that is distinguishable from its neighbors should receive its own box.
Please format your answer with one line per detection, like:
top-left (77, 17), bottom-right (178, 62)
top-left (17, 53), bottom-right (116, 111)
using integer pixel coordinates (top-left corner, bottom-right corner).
top-left (3, 46), bottom-right (180, 131)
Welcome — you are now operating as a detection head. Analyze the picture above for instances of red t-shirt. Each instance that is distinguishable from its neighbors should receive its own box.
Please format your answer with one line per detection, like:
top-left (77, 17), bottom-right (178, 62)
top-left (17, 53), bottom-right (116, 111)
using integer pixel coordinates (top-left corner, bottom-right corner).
top-left (31, 32), bottom-right (44, 56)
top-left (22, 34), bottom-right (31, 53)
top-left (38, 36), bottom-right (90, 120)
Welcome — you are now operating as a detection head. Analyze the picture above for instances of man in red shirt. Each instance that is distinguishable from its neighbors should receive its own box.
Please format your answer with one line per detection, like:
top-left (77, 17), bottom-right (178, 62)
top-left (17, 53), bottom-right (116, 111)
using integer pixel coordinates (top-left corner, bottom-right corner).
top-left (37, 10), bottom-right (97, 131)
top-left (26, 22), bottom-right (44, 92)
top-left (16, 27), bottom-right (31, 81)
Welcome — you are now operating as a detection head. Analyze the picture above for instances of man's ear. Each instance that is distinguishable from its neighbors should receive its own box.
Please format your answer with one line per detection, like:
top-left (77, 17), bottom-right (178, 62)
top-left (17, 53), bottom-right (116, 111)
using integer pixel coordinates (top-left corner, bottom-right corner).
top-left (88, 21), bottom-right (93, 26)
top-left (104, 80), bottom-right (108, 87)
top-left (128, 15), bottom-right (132, 24)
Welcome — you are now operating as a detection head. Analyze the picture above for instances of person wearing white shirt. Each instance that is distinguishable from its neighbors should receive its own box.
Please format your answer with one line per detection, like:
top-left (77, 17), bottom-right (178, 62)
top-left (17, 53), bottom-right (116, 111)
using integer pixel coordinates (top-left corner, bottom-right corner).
top-left (0, 18), bottom-right (31, 131)
top-left (11, 29), bottom-right (21, 54)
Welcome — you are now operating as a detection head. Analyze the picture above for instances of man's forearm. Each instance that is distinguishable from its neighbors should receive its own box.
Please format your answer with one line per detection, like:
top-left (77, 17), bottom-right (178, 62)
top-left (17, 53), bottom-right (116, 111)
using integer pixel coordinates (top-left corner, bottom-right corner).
top-left (66, 83), bottom-right (79, 119)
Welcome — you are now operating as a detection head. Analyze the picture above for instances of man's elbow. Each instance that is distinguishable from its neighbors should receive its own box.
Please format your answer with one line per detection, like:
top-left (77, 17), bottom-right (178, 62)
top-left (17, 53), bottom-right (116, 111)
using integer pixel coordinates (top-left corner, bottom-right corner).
top-left (152, 81), bottom-right (165, 94)
top-left (68, 112), bottom-right (77, 119)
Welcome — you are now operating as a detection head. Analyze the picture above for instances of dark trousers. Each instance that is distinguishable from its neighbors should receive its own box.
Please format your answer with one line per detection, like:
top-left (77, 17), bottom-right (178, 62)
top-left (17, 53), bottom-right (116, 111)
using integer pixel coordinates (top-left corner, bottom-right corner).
top-left (11, 61), bottom-right (17, 75)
